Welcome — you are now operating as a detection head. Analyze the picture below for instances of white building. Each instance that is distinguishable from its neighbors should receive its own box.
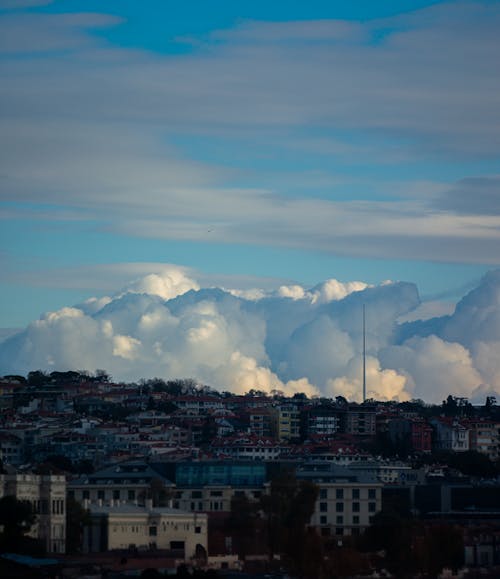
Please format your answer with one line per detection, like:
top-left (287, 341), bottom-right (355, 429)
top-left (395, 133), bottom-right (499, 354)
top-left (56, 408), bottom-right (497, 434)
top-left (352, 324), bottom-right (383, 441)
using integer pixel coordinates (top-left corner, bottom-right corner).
top-left (83, 502), bottom-right (208, 560)
top-left (431, 418), bottom-right (470, 452)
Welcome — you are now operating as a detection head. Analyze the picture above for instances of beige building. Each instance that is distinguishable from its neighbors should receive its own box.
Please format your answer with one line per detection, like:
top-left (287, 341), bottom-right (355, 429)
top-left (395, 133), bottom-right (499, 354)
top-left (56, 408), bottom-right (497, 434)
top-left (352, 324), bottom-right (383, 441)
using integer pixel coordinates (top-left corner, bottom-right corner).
top-left (309, 481), bottom-right (382, 538)
top-left (84, 502), bottom-right (208, 560)
top-left (277, 404), bottom-right (301, 441)
top-left (0, 472), bottom-right (66, 553)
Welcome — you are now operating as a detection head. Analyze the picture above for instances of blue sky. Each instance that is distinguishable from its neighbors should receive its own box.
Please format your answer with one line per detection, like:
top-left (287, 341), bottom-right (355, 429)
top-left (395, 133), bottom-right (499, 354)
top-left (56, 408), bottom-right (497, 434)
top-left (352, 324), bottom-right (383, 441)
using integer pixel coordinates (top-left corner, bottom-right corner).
top-left (1, 0), bottom-right (499, 328)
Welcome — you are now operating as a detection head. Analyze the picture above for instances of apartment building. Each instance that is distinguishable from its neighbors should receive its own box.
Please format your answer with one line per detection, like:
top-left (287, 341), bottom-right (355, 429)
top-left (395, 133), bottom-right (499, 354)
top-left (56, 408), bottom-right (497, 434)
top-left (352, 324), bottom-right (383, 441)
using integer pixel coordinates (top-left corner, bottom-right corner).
top-left (297, 463), bottom-right (382, 538)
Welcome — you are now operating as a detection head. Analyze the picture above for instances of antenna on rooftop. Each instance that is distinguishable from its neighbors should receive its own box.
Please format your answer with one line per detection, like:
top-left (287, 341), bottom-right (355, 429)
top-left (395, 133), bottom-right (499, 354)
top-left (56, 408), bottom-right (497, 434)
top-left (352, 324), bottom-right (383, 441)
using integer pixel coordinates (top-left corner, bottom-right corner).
top-left (362, 303), bottom-right (366, 403)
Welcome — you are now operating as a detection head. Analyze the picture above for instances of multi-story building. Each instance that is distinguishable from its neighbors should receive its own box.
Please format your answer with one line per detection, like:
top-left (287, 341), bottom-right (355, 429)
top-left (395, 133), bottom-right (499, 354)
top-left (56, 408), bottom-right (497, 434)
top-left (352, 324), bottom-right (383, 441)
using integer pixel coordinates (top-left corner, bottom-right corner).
top-left (170, 461), bottom-right (267, 514)
top-left (68, 461), bottom-right (174, 506)
top-left (297, 463), bottom-right (382, 538)
top-left (0, 472), bottom-right (66, 553)
top-left (244, 406), bottom-right (277, 438)
top-left (0, 432), bottom-right (24, 465)
top-left (468, 420), bottom-right (499, 460)
top-left (210, 434), bottom-right (289, 461)
top-left (301, 405), bottom-right (340, 439)
top-left (431, 417), bottom-right (470, 452)
top-left (411, 419), bottom-right (433, 453)
top-left (277, 404), bottom-right (301, 441)
top-left (338, 405), bottom-right (376, 436)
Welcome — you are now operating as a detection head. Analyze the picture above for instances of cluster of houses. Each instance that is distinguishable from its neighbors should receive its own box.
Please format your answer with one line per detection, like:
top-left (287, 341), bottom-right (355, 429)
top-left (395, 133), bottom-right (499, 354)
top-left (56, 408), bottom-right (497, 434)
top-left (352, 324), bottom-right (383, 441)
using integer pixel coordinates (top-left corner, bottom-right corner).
top-left (0, 374), bottom-right (499, 574)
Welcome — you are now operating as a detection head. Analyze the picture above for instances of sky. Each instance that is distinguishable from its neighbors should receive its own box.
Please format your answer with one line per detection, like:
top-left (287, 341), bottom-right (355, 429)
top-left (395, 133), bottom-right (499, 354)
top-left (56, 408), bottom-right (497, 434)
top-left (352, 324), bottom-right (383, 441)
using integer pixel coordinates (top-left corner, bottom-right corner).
top-left (0, 1), bottom-right (499, 400)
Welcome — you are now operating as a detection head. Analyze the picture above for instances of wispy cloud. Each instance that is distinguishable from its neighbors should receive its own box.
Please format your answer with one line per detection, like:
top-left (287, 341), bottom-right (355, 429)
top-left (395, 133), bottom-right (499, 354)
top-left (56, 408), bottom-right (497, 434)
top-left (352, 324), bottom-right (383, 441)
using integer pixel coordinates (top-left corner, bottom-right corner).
top-left (1, 2), bottom-right (499, 266)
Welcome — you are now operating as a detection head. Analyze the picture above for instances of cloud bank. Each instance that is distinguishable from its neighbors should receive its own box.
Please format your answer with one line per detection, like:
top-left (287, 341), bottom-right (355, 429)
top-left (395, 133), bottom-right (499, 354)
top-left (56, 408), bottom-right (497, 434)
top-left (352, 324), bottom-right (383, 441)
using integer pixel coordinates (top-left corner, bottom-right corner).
top-left (1, 266), bottom-right (498, 403)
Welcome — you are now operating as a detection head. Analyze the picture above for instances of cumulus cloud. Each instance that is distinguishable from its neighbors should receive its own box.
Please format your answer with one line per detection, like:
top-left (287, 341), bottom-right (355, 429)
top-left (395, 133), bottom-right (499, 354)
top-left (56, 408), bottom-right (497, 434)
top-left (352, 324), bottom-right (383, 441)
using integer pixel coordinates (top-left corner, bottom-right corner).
top-left (121, 268), bottom-right (199, 301)
top-left (0, 267), bottom-right (499, 403)
top-left (328, 356), bottom-right (411, 403)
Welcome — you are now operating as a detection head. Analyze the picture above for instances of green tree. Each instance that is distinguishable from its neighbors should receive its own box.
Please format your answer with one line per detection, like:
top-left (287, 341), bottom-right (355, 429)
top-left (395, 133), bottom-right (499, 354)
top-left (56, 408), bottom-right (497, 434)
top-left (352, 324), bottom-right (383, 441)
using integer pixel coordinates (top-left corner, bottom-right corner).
top-left (420, 524), bottom-right (464, 576)
top-left (66, 497), bottom-right (91, 554)
top-left (226, 494), bottom-right (262, 558)
top-left (27, 370), bottom-right (49, 387)
top-left (361, 507), bottom-right (419, 576)
top-left (0, 496), bottom-right (37, 553)
top-left (260, 472), bottom-right (319, 576)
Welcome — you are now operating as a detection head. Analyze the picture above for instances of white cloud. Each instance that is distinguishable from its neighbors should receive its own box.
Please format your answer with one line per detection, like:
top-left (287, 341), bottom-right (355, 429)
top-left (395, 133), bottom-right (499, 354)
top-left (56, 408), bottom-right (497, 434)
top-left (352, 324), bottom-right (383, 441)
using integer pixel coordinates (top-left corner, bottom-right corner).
top-left (327, 356), bottom-right (411, 403)
top-left (1, 267), bottom-right (498, 403)
top-left (121, 269), bottom-right (199, 301)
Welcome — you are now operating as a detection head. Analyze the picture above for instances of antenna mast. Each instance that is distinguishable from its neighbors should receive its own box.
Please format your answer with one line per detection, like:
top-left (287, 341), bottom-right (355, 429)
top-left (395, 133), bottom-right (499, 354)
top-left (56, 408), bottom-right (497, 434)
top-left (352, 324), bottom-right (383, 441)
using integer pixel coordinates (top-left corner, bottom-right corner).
top-left (362, 304), bottom-right (366, 402)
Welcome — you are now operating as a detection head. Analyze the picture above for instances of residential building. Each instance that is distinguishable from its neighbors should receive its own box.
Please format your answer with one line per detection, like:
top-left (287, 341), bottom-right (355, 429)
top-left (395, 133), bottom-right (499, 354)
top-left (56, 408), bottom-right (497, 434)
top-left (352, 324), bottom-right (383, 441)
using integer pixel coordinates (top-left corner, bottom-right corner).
top-left (431, 417), bottom-right (470, 452)
top-left (296, 463), bottom-right (382, 538)
top-left (467, 419), bottom-right (499, 460)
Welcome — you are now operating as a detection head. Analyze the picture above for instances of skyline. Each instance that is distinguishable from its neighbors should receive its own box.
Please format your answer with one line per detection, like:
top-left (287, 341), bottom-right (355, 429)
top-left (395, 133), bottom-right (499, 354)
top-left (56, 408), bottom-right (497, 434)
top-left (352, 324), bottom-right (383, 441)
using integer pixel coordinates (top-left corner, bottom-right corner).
top-left (1, 0), bottom-right (499, 329)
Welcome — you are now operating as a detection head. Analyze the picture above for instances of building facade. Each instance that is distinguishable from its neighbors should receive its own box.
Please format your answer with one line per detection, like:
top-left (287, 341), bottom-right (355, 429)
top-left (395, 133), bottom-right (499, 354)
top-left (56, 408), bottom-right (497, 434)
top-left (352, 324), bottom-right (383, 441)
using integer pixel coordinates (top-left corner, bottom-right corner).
top-left (0, 472), bottom-right (66, 553)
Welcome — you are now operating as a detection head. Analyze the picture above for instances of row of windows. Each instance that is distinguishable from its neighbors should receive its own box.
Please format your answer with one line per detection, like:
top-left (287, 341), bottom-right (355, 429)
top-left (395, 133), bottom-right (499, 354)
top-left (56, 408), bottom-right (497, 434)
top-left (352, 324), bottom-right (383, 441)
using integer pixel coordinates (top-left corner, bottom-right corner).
top-left (319, 501), bottom-right (377, 513)
top-left (319, 488), bottom-right (377, 500)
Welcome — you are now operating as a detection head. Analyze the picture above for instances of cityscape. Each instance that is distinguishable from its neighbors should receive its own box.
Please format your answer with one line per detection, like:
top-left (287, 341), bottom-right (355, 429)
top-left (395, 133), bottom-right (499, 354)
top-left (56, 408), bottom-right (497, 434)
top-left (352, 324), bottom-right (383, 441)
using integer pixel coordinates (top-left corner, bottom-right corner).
top-left (1, 0), bottom-right (500, 576)
top-left (0, 371), bottom-right (499, 577)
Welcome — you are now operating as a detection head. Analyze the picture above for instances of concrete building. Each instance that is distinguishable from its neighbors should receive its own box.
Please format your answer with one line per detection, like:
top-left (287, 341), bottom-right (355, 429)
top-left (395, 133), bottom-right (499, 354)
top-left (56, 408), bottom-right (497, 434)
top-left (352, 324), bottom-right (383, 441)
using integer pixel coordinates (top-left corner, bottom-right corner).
top-left (83, 502), bottom-right (208, 560)
top-left (0, 472), bottom-right (66, 553)
top-left (296, 463), bottom-right (382, 538)
top-left (68, 461), bottom-right (174, 506)
top-left (468, 420), bottom-right (499, 460)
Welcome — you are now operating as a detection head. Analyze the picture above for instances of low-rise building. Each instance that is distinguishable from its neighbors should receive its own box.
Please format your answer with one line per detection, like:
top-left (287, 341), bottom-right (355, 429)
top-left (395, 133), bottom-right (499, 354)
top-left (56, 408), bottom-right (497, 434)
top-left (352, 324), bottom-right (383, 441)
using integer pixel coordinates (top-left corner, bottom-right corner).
top-left (83, 502), bottom-right (208, 560)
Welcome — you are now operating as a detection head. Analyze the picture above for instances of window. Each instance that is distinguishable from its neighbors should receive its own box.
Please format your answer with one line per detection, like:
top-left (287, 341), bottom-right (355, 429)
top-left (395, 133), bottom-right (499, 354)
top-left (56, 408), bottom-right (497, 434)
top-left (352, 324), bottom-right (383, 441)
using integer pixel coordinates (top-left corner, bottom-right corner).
top-left (353, 515), bottom-right (360, 525)
top-left (98, 490), bottom-right (105, 500)
top-left (128, 490), bottom-right (135, 501)
top-left (352, 488), bottom-right (360, 499)
top-left (369, 502), bottom-right (376, 512)
top-left (336, 489), bottom-right (344, 499)
top-left (352, 502), bottom-right (360, 512)
top-left (320, 515), bottom-right (327, 525)
top-left (320, 502), bottom-right (328, 512)
top-left (336, 502), bottom-right (344, 513)
top-left (191, 491), bottom-right (202, 499)
top-left (210, 490), bottom-right (223, 497)
top-left (113, 490), bottom-right (120, 500)
top-left (335, 527), bottom-right (344, 536)
top-left (368, 489), bottom-right (376, 499)
top-left (149, 526), bottom-right (157, 536)
top-left (195, 526), bottom-right (201, 534)
top-left (319, 489), bottom-right (328, 499)
top-left (82, 491), bottom-right (89, 500)
top-left (336, 515), bottom-right (343, 524)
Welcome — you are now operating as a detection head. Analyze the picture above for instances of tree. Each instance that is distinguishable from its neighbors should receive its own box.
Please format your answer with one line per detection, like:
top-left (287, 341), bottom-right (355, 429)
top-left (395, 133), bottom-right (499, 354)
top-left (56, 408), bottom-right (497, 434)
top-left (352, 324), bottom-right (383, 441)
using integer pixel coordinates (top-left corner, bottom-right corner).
top-left (226, 494), bottom-right (262, 557)
top-left (66, 497), bottom-right (91, 554)
top-left (361, 507), bottom-right (419, 576)
top-left (260, 472), bottom-right (320, 576)
top-left (27, 370), bottom-right (48, 387)
top-left (0, 496), bottom-right (38, 554)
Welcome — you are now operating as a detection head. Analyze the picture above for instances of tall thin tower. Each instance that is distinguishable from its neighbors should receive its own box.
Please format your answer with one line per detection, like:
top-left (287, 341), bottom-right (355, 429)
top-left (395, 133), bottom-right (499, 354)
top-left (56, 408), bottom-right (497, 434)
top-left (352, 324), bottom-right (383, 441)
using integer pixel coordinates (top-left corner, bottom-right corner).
top-left (362, 304), bottom-right (366, 402)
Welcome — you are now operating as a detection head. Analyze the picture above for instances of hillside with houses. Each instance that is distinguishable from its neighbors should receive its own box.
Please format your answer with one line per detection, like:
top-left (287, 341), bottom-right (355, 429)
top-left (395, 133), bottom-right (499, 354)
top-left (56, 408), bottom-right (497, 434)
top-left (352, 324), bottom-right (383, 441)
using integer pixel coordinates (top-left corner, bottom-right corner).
top-left (1, 370), bottom-right (499, 577)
